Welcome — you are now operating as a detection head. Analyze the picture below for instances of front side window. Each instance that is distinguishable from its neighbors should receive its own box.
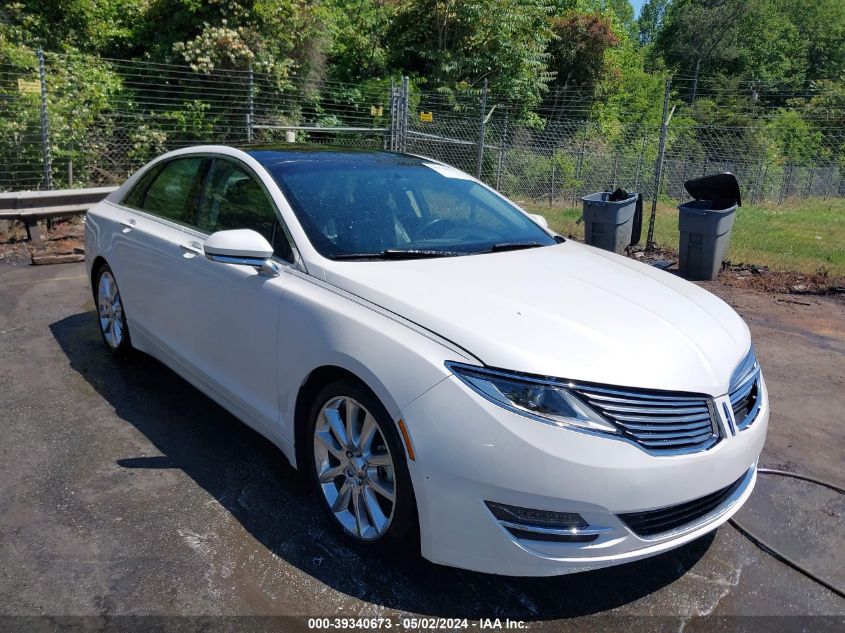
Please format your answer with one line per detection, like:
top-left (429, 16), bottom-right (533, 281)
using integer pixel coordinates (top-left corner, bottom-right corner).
top-left (198, 159), bottom-right (293, 261)
top-left (266, 158), bottom-right (555, 259)
top-left (132, 157), bottom-right (208, 224)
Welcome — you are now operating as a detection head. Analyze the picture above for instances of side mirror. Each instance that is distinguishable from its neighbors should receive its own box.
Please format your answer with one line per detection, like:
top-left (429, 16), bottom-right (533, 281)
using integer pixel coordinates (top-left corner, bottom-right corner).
top-left (529, 213), bottom-right (549, 229)
top-left (204, 229), bottom-right (278, 276)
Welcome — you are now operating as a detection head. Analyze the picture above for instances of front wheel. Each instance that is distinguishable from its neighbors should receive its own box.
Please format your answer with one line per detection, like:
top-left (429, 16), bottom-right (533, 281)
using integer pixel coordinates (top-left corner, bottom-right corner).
top-left (94, 264), bottom-right (131, 355)
top-left (307, 379), bottom-right (418, 551)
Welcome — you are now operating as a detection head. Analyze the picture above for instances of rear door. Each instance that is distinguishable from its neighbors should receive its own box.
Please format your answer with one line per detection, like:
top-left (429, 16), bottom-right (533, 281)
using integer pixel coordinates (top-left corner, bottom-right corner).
top-left (113, 156), bottom-right (209, 359)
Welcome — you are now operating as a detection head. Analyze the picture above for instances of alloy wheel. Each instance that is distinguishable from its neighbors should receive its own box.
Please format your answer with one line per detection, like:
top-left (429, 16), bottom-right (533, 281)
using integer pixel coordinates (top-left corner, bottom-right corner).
top-left (97, 271), bottom-right (124, 349)
top-left (313, 396), bottom-right (396, 540)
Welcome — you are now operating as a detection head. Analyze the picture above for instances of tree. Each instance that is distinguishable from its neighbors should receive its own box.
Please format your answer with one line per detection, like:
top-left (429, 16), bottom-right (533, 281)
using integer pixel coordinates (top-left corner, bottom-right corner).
top-left (783, 0), bottom-right (845, 84)
top-left (0, 0), bottom-right (145, 55)
top-left (387, 0), bottom-right (554, 107)
top-left (138, 0), bottom-right (318, 78)
top-left (320, 0), bottom-right (396, 83)
top-left (653, 0), bottom-right (755, 102)
top-left (544, 11), bottom-right (620, 119)
top-left (637, 0), bottom-right (669, 45)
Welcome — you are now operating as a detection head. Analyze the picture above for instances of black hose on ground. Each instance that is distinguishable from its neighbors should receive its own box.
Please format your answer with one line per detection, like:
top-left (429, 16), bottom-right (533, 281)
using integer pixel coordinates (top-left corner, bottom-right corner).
top-left (756, 467), bottom-right (845, 495)
top-left (728, 467), bottom-right (845, 599)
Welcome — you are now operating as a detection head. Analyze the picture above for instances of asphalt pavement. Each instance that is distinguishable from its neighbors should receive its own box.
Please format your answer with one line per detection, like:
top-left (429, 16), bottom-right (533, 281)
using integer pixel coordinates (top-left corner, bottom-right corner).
top-left (0, 261), bottom-right (843, 631)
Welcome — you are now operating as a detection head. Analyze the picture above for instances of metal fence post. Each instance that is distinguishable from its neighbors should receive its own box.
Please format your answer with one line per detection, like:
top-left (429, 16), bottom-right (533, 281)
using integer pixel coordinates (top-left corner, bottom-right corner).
top-left (647, 78), bottom-right (672, 251)
top-left (37, 48), bottom-right (53, 190)
top-left (246, 64), bottom-right (254, 143)
top-left (388, 80), bottom-right (397, 151)
top-left (400, 76), bottom-right (409, 153)
top-left (476, 79), bottom-right (488, 179)
top-left (496, 109), bottom-right (508, 191)
top-left (549, 163), bottom-right (555, 207)
top-left (68, 143), bottom-right (73, 187)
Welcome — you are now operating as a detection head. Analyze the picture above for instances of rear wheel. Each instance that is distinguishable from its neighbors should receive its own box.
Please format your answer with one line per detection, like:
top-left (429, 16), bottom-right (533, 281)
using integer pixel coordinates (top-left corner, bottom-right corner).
top-left (94, 264), bottom-right (131, 355)
top-left (307, 379), bottom-right (417, 550)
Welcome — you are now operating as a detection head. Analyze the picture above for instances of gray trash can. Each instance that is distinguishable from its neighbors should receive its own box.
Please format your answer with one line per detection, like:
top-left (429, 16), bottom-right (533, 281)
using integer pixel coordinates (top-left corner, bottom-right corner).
top-left (678, 173), bottom-right (741, 281)
top-left (581, 190), bottom-right (638, 254)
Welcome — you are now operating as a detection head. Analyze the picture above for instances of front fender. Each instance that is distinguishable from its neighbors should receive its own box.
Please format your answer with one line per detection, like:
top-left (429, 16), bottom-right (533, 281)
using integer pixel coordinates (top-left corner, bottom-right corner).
top-left (275, 269), bottom-right (477, 465)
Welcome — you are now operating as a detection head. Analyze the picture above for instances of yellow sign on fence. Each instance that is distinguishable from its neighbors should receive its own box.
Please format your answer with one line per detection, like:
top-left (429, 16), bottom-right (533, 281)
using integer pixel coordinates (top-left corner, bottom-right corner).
top-left (17, 79), bottom-right (40, 94)
top-left (370, 105), bottom-right (383, 117)
top-left (419, 111), bottom-right (433, 123)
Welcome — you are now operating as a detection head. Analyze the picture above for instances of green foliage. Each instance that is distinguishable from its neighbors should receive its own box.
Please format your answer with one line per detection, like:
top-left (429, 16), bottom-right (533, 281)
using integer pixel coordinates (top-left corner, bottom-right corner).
top-left (0, 0), bottom-right (145, 54)
top-left (1, 0), bottom-right (843, 196)
top-left (653, 0), bottom-right (753, 82)
top-left (764, 110), bottom-right (824, 166)
top-left (321, 0), bottom-right (397, 82)
top-left (547, 11), bottom-right (620, 93)
top-left (0, 38), bottom-right (122, 187)
top-left (651, 0), bottom-right (845, 92)
top-left (387, 0), bottom-right (554, 107)
top-left (637, 0), bottom-right (669, 45)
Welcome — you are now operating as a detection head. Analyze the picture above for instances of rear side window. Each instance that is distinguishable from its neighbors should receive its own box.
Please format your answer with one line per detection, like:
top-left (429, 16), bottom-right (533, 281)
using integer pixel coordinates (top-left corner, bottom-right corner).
top-left (122, 163), bottom-right (163, 209)
top-left (126, 157), bottom-right (207, 224)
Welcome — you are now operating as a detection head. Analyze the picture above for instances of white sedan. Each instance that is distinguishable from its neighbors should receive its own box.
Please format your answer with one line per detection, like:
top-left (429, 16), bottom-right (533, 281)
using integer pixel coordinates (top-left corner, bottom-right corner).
top-left (84, 145), bottom-right (767, 576)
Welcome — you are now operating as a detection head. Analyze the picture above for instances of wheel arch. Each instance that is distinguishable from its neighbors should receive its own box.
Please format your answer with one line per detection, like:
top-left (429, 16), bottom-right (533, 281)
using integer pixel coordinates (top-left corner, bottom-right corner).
top-left (293, 364), bottom-right (397, 472)
top-left (90, 255), bottom-right (108, 291)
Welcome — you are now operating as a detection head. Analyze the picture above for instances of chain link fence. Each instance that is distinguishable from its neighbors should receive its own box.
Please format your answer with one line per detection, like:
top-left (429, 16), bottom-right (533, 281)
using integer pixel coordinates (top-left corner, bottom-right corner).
top-left (2, 50), bottom-right (844, 212)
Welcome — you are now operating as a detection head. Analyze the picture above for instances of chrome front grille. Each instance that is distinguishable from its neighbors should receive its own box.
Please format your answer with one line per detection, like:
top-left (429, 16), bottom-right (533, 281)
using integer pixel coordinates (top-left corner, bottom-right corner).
top-left (571, 384), bottom-right (719, 454)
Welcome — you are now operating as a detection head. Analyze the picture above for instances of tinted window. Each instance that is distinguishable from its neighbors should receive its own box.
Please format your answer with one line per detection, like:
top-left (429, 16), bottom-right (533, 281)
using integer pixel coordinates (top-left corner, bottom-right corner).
top-left (123, 163), bottom-right (163, 209)
top-left (198, 159), bottom-right (293, 261)
top-left (141, 157), bottom-right (207, 224)
top-left (267, 160), bottom-right (555, 259)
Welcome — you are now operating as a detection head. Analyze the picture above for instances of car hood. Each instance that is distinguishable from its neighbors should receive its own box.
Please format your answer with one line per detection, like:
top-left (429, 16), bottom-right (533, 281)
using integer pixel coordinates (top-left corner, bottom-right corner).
top-left (321, 241), bottom-right (750, 396)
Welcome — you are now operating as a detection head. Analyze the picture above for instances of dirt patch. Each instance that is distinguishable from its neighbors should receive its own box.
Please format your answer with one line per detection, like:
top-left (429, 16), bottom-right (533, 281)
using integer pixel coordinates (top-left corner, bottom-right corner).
top-left (0, 217), bottom-right (85, 265)
top-left (631, 243), bottom-right (845, 299)
top-left (719, 262), bottom-right (844, 299)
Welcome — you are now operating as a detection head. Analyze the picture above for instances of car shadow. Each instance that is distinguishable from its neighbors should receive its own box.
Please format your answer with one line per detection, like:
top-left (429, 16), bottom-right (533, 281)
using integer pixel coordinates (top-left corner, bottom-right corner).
top-left (50, 311), bottom-right (714, 620)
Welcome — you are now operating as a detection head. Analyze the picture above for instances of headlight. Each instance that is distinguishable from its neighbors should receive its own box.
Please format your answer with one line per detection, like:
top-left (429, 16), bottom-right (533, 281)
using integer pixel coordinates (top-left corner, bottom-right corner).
top-left (447, 363), bottom-right (617, 434)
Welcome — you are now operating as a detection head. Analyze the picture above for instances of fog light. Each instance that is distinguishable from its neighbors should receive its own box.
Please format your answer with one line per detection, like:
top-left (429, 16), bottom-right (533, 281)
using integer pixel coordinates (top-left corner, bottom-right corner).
top-left (485, 501), bottom-right (611, 543)
top-left (485, 501), bottom-right (587, 528)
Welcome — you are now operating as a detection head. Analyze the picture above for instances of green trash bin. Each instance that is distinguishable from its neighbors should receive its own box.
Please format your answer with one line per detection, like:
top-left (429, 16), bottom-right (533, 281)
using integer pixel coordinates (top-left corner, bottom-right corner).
top-left (678, 173), bottom-right (741, 281)
top-left (581, 190), bottom-right (638, 254)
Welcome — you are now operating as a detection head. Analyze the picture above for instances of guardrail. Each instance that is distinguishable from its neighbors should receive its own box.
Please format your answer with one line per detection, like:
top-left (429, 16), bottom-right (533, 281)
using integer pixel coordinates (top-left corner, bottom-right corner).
top-left (0, 186), bottom-right (117, 243)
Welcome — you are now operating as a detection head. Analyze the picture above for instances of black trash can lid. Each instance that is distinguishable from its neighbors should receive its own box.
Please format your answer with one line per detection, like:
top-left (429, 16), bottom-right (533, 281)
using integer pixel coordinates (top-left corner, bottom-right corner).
top-left (683, 172), bottom-right (741, 208)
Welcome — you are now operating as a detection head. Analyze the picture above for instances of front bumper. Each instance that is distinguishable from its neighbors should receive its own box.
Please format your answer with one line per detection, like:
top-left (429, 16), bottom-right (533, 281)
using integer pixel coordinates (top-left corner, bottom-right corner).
top-left (401, 374), bottom-right (768, 576)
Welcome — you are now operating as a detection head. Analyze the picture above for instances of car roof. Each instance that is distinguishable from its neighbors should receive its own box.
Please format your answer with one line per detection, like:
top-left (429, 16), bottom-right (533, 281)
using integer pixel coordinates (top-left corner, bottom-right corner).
top-left (238, 143), bottom-right (429, 168)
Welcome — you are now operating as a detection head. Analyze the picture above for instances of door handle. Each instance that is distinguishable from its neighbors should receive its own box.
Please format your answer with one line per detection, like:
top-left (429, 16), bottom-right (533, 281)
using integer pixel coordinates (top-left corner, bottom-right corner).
top-left (120, 219), bottom-right (136, 233)
top-left (179, 242), bottom-right (203, 256)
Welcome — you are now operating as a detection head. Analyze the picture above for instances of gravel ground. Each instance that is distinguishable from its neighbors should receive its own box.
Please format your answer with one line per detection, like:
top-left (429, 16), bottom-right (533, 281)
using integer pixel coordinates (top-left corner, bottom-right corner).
top-left (0, 261), bottom-right (842, 631)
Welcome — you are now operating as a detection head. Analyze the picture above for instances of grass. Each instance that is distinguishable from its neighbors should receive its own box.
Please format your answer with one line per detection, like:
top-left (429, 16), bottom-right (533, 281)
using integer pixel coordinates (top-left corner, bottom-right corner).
top-left (520, 197), bottom-right (845, 276)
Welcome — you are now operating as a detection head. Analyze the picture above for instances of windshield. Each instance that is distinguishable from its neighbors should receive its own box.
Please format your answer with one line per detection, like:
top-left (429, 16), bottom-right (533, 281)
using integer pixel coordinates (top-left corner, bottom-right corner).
top-left (266, 158), bottom-right (556, 259)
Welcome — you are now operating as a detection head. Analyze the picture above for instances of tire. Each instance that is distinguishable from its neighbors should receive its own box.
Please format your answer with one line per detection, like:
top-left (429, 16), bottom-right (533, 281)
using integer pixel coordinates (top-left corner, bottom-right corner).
top-left (307, 378), bottom-right (418, 552)
top-left (93, 263), bottom-right (132, 356)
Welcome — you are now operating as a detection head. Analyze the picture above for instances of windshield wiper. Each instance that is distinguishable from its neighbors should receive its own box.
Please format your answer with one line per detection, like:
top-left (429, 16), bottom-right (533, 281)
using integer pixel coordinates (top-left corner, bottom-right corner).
top-left (482, 241), bottom-right (546, 253)
top-left (332, 249), bottom-right (465, 261)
